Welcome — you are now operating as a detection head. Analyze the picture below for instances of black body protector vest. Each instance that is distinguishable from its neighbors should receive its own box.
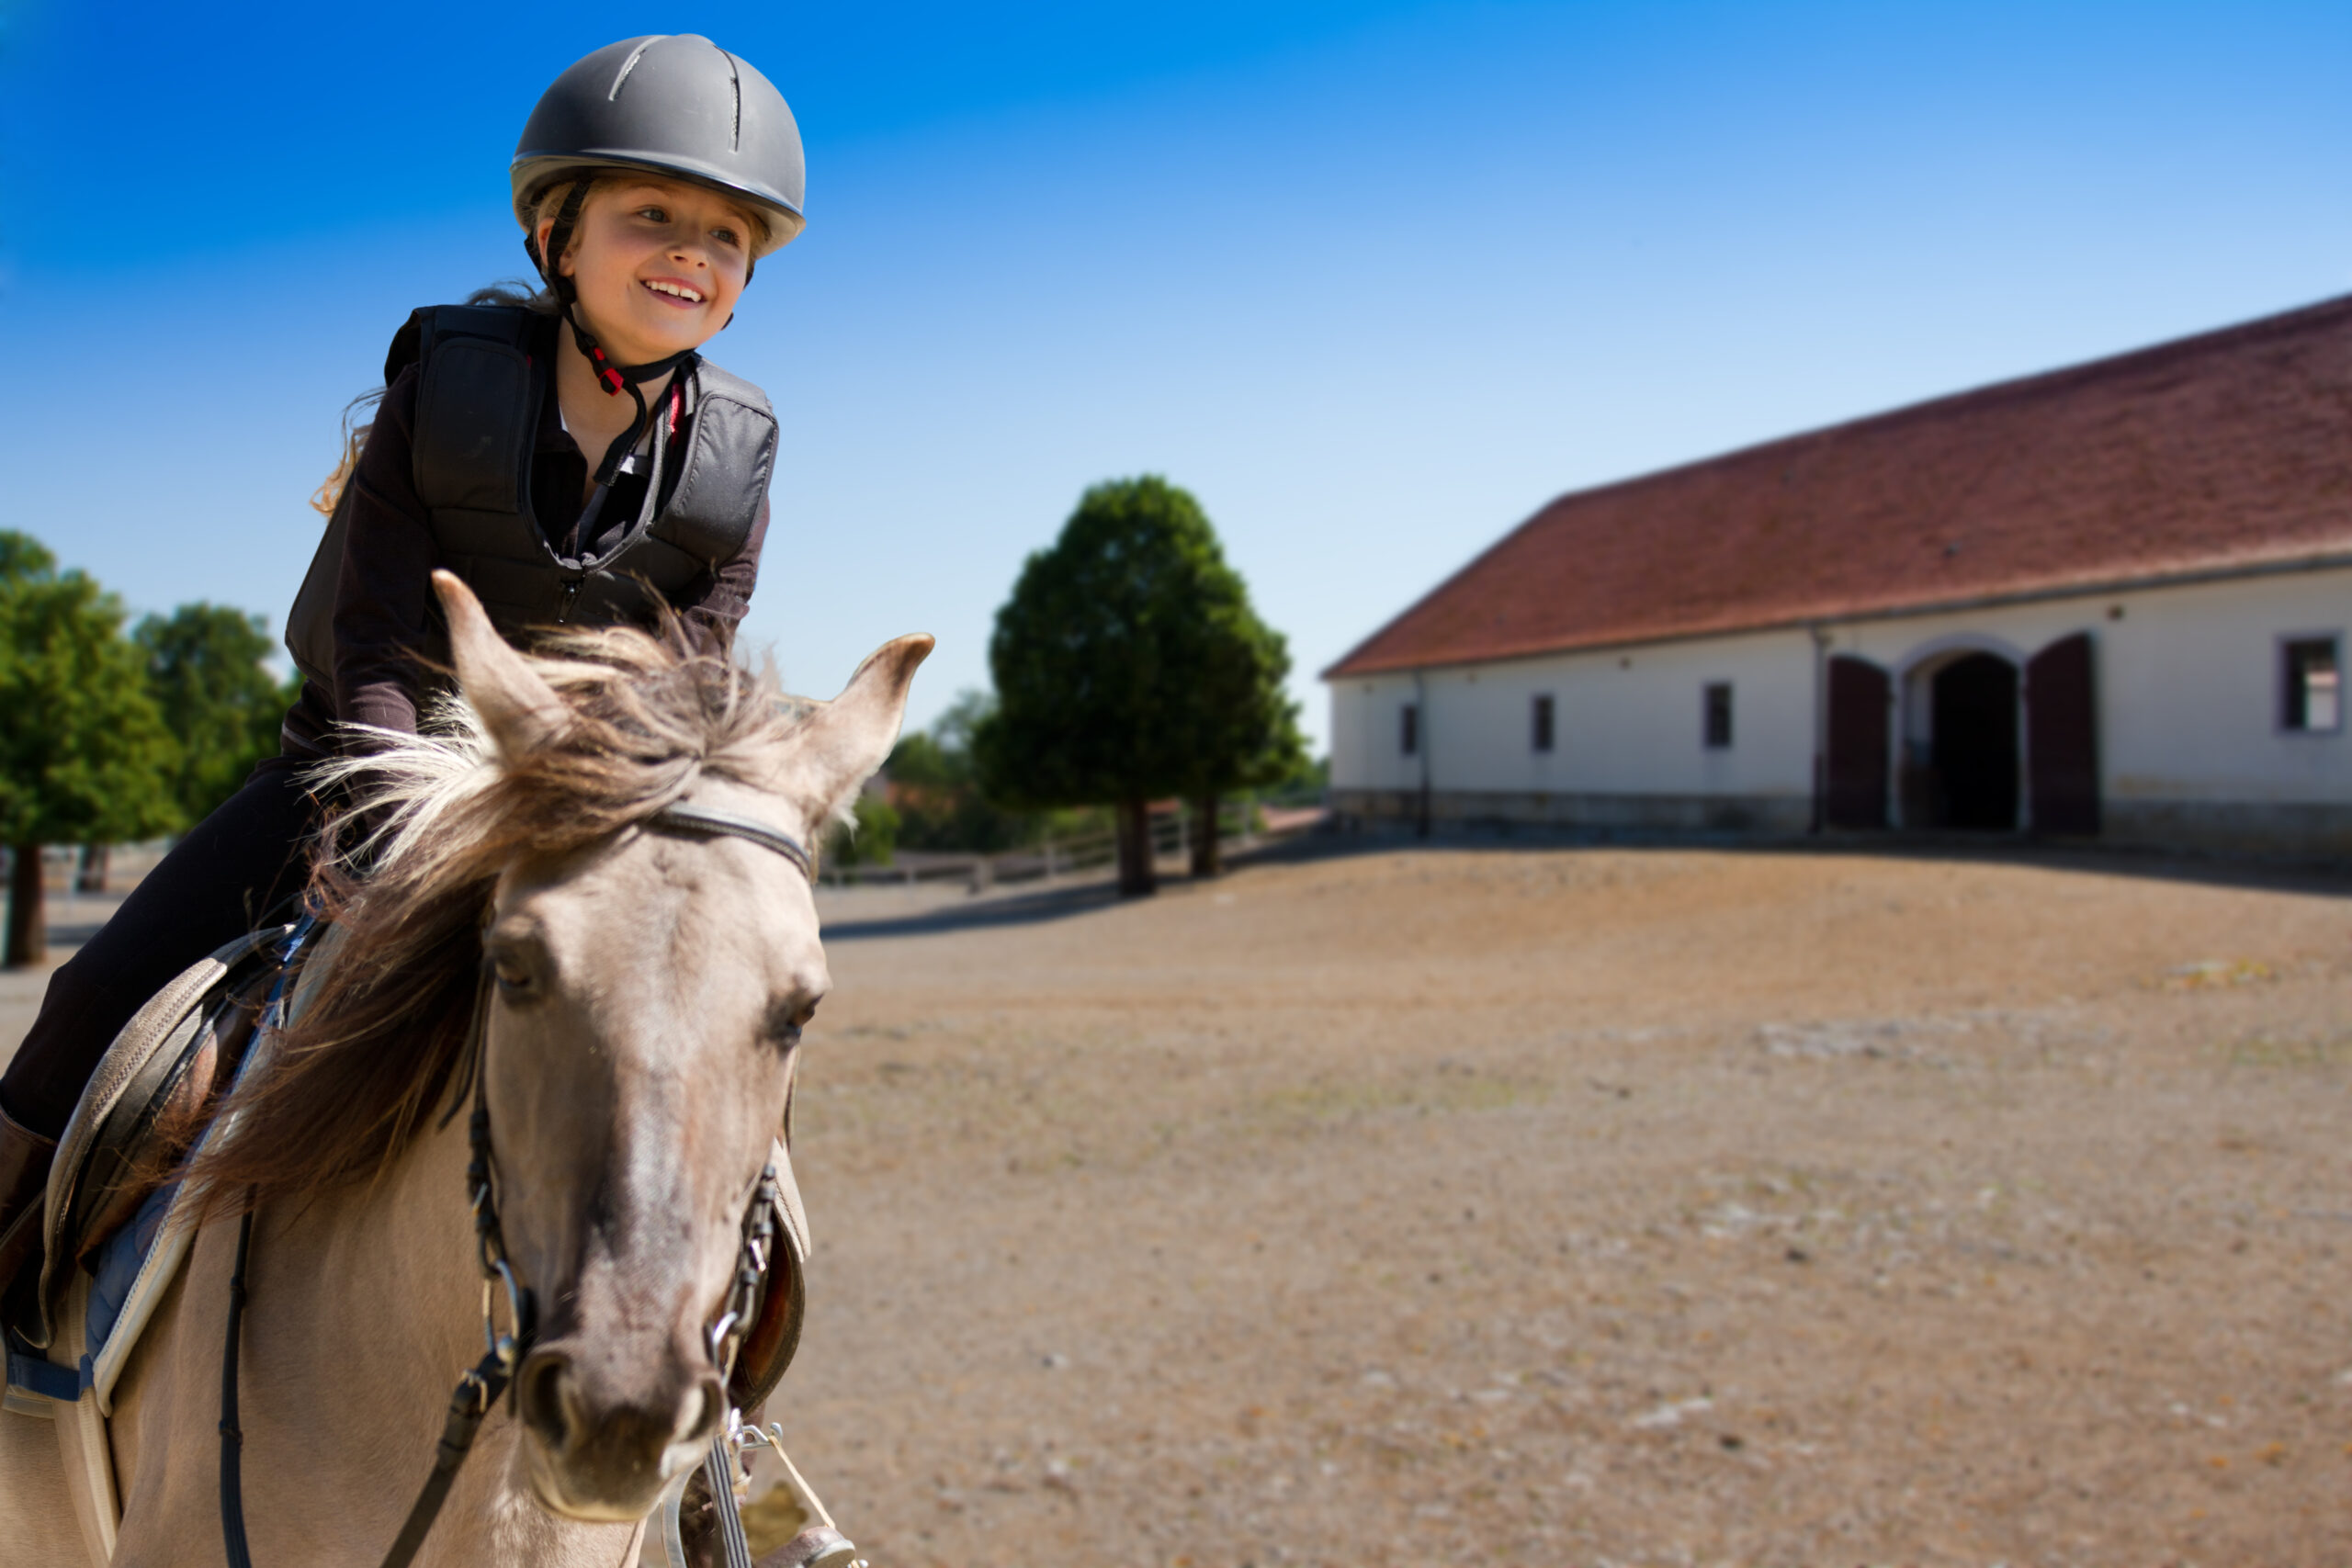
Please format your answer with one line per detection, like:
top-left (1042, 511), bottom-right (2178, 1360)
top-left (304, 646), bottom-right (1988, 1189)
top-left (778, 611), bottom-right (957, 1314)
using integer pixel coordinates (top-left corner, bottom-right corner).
top-left (287, 304), bottom-right (776, 687)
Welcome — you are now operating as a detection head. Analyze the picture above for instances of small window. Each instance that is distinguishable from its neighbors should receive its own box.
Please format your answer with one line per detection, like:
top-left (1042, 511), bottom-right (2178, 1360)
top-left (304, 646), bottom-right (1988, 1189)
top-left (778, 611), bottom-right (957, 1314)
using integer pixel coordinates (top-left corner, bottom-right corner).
top-left (1531, 694), bottom-right (1555, 753)
top-left (1400, 703), bottom-right (1419, 756)
top-left (2283, 637), bottom-right (2341, 732)
top-left (1702, 682), bottom-right (1734, 749)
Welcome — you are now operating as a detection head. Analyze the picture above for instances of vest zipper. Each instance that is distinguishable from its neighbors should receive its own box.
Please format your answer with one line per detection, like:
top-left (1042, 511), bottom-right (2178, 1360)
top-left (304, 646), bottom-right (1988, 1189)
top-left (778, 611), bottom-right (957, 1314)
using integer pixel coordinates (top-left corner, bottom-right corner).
top-left (558, 579), bottom-right (582, 624)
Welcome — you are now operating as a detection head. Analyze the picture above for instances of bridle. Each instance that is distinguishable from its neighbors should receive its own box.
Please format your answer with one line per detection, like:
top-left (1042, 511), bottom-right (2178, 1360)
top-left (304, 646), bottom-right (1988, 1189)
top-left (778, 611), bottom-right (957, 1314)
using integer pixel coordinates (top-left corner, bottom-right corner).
top-left (220, 800), bottom-right (817, 1568)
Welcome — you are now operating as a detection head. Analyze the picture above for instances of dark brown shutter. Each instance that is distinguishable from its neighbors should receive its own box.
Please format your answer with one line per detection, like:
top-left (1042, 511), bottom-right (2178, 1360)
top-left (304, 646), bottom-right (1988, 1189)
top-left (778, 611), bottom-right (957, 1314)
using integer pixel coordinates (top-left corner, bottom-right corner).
top-left (1825, 655), bottom-right (1891, 829)
top-left (2026, 632), bottom-right (2100, 835)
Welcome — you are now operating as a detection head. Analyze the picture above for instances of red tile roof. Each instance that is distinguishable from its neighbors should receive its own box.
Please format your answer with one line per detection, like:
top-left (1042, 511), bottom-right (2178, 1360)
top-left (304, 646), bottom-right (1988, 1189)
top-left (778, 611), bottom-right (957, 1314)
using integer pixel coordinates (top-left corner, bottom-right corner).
top-left (1325, 295), bottom-right (2352, 678)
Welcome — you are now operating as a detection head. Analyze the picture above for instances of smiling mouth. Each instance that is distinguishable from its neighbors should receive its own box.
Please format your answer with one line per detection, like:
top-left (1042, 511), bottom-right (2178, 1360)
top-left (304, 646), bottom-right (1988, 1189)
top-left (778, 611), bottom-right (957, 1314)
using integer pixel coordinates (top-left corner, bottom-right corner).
top-left (642, 278), bottom-right (705, 305)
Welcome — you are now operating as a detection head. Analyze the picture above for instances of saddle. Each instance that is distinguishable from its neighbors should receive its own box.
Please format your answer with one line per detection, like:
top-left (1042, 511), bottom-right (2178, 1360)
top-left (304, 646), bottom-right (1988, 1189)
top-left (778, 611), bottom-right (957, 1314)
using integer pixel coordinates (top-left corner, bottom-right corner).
top-left (6, 926), bottom-right (288, 1363)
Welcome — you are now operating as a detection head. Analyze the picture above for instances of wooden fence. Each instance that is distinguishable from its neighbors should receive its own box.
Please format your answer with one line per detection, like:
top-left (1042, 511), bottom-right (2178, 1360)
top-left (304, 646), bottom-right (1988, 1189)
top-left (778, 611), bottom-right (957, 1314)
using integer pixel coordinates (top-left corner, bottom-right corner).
top-left (819, 800), bottom-right (1306, 891)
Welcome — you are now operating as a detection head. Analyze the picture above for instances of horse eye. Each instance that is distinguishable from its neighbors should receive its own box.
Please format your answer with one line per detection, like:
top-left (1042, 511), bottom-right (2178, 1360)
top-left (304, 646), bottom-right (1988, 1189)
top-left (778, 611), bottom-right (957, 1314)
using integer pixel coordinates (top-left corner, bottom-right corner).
top-left (768, 999), bottom-right (817, 1049)
top-left (492, 960), bottom-right (534, 996)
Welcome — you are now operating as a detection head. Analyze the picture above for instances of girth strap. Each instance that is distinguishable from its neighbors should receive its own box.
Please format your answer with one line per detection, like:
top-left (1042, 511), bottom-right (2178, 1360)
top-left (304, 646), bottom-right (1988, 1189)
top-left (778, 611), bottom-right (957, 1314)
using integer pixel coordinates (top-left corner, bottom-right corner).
top-left (219, 1206), bottom-right (255, 1568)
top-left (223, 1201), bottom-right (521, 1568)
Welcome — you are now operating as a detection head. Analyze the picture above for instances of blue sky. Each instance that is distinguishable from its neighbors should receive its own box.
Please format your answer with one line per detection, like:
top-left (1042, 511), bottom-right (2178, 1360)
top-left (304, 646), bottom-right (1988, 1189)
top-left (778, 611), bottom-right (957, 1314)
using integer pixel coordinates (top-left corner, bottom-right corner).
top-left (2, 2), bottom-right (2346, 749)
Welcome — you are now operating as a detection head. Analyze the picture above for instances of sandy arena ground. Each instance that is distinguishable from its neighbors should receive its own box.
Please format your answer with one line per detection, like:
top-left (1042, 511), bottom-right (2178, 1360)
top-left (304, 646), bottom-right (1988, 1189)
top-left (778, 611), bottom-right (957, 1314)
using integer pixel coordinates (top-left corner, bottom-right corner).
top-left (772, 840), bottom-right (2352, 1568)
top-left (6, 840), bottom-right (2351, 1566)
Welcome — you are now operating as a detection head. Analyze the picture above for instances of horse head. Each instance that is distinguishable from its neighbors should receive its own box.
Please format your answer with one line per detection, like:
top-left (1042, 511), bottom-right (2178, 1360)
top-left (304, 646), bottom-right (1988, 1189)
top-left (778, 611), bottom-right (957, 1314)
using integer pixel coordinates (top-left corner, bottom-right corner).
top-left (419, 573), bottom-right (929, 1519)
top-left (400, 574), bottom-right (925, 1519)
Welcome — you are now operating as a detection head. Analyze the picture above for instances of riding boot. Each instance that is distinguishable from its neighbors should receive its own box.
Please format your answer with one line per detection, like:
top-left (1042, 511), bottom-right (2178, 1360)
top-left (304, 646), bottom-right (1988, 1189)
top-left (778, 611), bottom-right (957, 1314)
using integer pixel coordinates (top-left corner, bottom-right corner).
top-left (0, 1104), bottom-right (57, 1292)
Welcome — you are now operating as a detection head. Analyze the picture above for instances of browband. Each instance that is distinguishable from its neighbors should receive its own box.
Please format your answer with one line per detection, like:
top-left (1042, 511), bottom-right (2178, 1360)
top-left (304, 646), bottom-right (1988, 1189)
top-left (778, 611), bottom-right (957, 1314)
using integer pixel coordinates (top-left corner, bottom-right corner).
top-left (648, 802), bottom-right (816, 882)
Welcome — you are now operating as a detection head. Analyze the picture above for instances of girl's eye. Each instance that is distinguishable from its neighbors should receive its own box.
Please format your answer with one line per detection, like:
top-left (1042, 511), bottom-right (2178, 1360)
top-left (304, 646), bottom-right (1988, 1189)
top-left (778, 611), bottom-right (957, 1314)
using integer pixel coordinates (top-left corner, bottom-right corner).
top-left (636, 206), bottom-right (669, 223)
top-left (711, 228), bottom-right (740, 248)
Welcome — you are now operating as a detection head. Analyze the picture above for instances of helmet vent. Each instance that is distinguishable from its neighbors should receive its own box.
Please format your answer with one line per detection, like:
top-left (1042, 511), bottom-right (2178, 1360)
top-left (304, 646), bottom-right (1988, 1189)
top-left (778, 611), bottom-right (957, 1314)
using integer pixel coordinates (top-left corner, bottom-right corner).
top-left (720, 48), bottom-right (744, 151)
top-left (607, 34), bottom-right (668, 101)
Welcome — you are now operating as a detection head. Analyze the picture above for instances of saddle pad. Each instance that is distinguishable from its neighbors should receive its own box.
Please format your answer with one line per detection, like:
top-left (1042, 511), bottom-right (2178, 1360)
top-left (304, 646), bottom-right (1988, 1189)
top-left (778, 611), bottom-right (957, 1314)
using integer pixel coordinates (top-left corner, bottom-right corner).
top-left (6, 923), bottom-right (308, 1405)
top-left (6, 933), bottom-right (311, 1416)
top-left (29, 927), bottom-right (287, 1348)
top-left (1, 1180), bottom-right (189, 1416)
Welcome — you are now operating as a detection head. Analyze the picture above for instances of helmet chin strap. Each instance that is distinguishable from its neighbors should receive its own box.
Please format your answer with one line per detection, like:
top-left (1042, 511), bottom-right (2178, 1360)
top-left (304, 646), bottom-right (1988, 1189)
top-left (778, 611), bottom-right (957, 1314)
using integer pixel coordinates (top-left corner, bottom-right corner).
top-left (525, 179), bottom-right (701, 539)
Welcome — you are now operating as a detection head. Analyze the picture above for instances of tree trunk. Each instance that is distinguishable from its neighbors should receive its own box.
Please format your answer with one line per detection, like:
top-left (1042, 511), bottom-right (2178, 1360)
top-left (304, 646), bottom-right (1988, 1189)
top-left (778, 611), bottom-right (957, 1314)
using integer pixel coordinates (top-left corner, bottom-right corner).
top-left (1114, 799), bottom-right (1158, 897)
top-left (76, 842), bottom-right (109, 895)
top-left (1189, 793), bottom-right (1221, 878)
top-left (6, 841), bottom-right (45, 969)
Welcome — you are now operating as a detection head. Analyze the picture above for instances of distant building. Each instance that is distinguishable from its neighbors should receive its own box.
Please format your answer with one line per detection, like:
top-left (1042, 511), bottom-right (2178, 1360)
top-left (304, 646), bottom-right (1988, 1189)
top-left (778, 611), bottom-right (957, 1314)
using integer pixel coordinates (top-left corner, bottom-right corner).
top-left (1324, 297), bottom-right (2351, 855)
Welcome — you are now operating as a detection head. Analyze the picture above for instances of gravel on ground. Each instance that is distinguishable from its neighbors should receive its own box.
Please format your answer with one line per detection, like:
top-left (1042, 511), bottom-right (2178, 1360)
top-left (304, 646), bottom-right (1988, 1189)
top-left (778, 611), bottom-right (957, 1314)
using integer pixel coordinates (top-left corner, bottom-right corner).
top-left (774, 841), bottom-right (2352, 1568)
top-left (9, 840), bottom-right (2351, 1567)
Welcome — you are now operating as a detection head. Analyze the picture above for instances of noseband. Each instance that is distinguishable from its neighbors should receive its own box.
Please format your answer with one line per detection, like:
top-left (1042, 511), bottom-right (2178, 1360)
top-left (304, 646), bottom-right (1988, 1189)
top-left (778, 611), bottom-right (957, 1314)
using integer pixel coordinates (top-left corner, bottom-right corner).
top-left (221, 801), bottom-right (818, 1568)
top-left (649, 800), bottom-right (819, 882)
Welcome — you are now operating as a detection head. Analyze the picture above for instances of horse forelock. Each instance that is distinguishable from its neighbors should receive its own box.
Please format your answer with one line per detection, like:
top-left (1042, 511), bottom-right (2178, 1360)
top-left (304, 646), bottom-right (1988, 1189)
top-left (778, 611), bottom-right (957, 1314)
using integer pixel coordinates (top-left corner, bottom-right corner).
top-left (183, 618), bottom-right (810, 1215)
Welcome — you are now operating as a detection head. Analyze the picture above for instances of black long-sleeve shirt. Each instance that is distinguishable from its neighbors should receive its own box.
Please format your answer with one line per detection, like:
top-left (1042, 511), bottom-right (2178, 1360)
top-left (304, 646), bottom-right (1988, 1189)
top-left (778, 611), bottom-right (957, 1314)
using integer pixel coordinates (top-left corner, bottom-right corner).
top-left (279, 321), bottom-right (769, 761)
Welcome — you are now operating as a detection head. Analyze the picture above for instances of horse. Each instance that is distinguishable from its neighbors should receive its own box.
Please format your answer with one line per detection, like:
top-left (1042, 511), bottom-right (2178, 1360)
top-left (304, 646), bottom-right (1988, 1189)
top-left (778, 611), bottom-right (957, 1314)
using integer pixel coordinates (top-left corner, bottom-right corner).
top-left (0, 570), bottom-right (929, 1566)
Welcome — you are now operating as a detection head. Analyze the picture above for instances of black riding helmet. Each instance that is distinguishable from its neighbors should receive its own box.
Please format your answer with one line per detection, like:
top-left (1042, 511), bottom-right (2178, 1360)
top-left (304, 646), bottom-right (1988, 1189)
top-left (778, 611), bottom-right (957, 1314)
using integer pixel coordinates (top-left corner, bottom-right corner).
top-left (509, 36), bottom-right (803, 531)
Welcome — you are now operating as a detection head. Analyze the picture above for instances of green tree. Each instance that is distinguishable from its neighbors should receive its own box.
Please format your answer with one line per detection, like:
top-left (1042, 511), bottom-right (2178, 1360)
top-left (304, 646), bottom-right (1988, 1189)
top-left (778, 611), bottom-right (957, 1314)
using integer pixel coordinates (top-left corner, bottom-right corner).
top-left (1262, 751), bottom-right (1329, 807)
top-left (973, 477), bottom-right (1303, 896)
top-left (0, 536), bottom-right (181, 965)
top-left (822, 793), bottom-right (901, 869)
top-left (887, 689), bottom-right (1050, 853)
top-left (1163, 558), bottom-right (1304, 880)
top-left (135, 603), bottom-right (298, 827)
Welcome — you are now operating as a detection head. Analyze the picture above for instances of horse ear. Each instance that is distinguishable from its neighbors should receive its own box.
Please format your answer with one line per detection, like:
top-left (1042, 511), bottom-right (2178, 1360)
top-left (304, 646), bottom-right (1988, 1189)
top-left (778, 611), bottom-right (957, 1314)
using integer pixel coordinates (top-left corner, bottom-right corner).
top-left (433, 570), bottom-right (570, 760)
top-left (770, 635), bottom-right (933, 825)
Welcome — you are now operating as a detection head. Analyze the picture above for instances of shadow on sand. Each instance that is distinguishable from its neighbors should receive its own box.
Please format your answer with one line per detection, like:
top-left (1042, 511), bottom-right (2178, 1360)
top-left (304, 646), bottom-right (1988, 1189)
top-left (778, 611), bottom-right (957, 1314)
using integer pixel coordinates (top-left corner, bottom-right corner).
top-left (1316, 822), bottom-right (2352, 900)
top-left (820, 823), bottom-right (2351, 942)
top-left (819, 878), bottom-right (1133, 942)
top-left (54, 826), bottom-right (2337, 960)
top-left (817, 832), bottom-right (1357, 942)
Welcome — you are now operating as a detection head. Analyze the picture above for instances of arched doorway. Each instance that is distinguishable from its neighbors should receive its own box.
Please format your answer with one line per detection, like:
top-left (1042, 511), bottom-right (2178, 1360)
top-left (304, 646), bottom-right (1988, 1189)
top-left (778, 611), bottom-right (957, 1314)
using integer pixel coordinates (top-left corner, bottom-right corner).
top-left (1931, 653), bottom-right (2018, 829)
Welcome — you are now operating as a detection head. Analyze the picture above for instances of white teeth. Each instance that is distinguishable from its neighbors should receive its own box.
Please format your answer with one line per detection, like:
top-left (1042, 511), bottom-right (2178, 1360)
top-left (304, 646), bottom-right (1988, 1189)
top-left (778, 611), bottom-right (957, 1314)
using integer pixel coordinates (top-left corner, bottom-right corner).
top-left (644, 279), bottom-right (703, 303)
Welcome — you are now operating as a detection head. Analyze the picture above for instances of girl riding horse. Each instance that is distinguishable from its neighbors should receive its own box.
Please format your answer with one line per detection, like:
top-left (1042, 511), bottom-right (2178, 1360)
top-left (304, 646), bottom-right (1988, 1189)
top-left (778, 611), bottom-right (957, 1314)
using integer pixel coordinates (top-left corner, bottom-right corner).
top-left (0, 34), bottom-right (806, 1277)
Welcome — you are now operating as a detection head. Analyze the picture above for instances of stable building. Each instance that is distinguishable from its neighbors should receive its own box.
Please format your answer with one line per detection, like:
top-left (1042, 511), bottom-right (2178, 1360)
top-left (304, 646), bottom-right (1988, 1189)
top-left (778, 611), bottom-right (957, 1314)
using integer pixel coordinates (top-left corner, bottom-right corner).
top-left (1324, 296), bottom-right (2352, 855)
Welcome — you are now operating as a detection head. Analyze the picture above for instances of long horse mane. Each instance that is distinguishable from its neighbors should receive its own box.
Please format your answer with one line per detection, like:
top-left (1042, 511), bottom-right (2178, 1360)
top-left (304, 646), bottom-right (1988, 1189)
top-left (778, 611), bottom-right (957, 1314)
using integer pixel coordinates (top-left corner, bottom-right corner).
top-left (184, 619), bottom-right (813, 1213)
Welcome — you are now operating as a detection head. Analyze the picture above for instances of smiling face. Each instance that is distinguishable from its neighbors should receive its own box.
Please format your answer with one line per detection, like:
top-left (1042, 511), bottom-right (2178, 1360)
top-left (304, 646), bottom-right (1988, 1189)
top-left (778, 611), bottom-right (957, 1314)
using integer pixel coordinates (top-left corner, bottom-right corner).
top-left (537, 175), bottom-right (759, 366)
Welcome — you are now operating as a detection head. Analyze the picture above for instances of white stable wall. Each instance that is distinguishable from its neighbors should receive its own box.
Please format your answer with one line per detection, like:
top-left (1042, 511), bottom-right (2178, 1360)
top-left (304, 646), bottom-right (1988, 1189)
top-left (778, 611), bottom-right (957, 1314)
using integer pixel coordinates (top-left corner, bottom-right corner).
top-left (1329, 626), bottom-right (1815, 821)
top-left (1824, 564), bottom-right (2351, 809)
top-left (1329, 564), bottom-right (2349, 847)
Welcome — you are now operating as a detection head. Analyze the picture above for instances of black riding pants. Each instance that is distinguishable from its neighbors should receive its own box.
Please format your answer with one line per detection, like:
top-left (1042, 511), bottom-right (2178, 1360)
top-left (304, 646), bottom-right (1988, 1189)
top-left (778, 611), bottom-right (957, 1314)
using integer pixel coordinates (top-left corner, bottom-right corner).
top-left (0, 755), bottom-right (318, 1139)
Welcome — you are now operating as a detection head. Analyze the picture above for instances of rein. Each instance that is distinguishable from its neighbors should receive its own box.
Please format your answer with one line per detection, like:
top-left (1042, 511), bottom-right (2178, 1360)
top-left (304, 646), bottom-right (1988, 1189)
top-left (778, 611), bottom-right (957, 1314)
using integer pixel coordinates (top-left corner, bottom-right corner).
top-left (220, 801), bottom-right (816, 1568)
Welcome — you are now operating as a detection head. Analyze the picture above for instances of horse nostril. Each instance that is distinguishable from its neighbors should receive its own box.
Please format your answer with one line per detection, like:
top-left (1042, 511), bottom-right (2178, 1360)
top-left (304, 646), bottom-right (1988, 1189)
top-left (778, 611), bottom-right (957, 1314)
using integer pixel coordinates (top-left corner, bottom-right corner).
top-left (517, 1349), bottom-right (576, 1452)
top-left (678, 1373), bottom-right (725, 1448)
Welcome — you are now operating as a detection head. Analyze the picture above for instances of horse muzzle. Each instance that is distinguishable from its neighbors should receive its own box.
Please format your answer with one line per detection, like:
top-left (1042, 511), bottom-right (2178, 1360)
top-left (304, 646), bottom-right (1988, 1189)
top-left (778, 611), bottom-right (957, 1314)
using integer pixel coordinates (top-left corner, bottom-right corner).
top-left (514, 1340), bottom-right (726, 1520)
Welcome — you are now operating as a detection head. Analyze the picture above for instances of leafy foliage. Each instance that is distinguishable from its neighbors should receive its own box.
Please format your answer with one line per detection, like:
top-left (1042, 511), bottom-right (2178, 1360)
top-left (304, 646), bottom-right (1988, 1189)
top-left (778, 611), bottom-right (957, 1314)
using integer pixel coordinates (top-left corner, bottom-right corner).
top-left (972, 477), bottom-right (1304, 812)
top-left (1262, 751), bottom-right (1329, 807)
top-left (886, 689), bottom-right (1091, 852)
top-left (823, 792), bottom-right (901, 868)
top-left (136, 602), bottom-right (298, 826)
top-left (0, 534), bottom-right (181, 851)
